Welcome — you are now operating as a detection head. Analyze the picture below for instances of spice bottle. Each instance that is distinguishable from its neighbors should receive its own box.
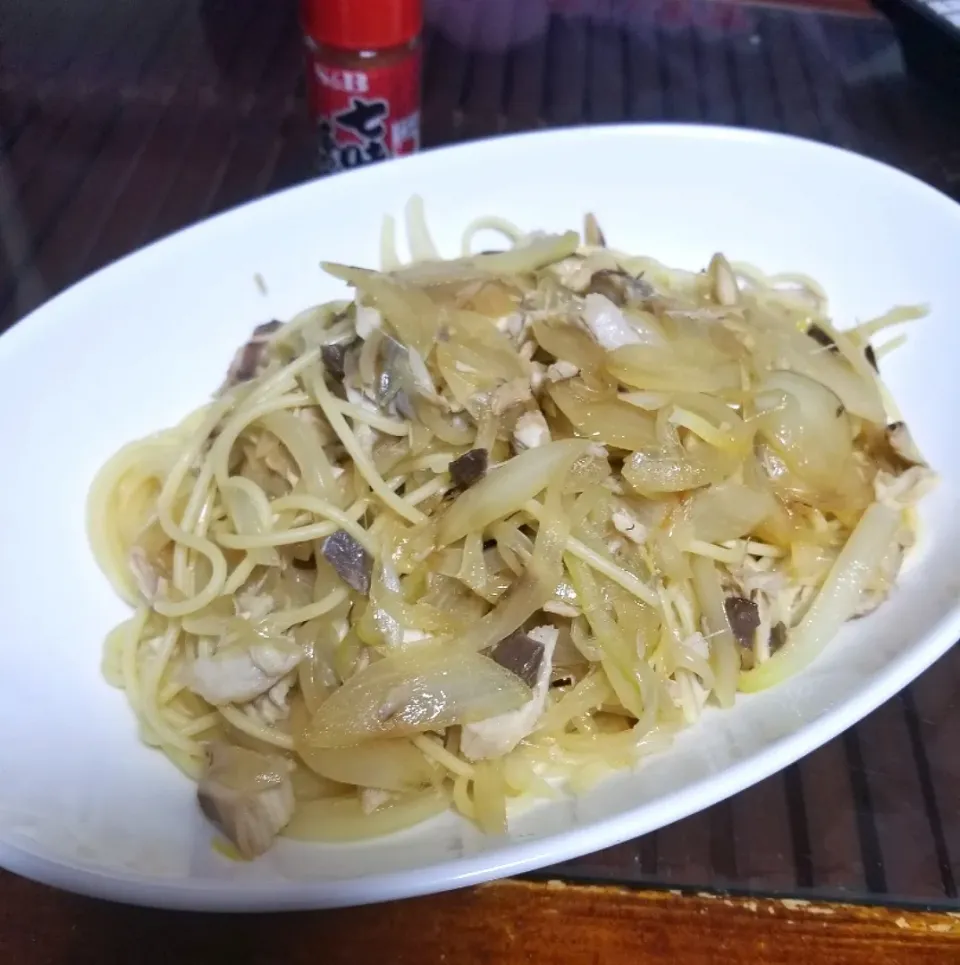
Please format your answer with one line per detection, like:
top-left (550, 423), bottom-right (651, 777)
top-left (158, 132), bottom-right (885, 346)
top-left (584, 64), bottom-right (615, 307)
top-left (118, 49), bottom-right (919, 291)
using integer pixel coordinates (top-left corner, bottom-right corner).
top-left (300, 0), bottom-right (423, 175)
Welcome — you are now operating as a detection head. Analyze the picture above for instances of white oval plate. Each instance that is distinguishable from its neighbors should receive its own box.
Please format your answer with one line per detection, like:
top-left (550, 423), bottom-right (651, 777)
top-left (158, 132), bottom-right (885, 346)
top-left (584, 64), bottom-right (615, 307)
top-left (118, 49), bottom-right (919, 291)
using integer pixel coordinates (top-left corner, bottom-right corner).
top-left (1, 125), bottom-right (958, 911)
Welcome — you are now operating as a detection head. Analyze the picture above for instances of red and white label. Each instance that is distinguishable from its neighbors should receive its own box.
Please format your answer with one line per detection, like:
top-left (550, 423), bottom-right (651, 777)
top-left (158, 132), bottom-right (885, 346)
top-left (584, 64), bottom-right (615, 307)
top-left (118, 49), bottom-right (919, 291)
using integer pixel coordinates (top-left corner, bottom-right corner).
top-left (305, 48), bottom-right (421, 174)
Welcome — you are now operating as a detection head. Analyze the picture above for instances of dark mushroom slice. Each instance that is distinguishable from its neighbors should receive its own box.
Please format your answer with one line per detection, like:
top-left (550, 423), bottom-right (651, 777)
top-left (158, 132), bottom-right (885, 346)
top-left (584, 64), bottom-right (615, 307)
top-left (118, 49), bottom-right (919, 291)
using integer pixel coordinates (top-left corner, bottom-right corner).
top-left (321, 530), bottom-right (373, 595)
top-left (321, 337), bottom-right (360, 382)
top-left (769, 622), bottom-right (788, 654)
top-left (376, 338), bottom-right (407, 406)
top-left (449, 448), bottom-right (488, 490)
top-left (583, 212), bottom-right (607, 248)
top-left (585, 269), bottom-right (654, 307)
top-left (724, 596), bottom-right (760, 649)
top-left (806, 323), bottom-right (839, 353)
top-left (886, 421), bottom-right (927, 468)
top-left (807, 322), bottom-right (879, 372)
top-left (222, 320), bottom-right (283, 388)
top-left (197, 743), bottom-right (295, 860)
top-left (484, 630), bottom-right (546, 688)
top-left (708, 253), bottom-right (739, 306)
top-left (375, 336), bottom-right (416, 419)
top-left (254, 320), bottom-right (283, 337)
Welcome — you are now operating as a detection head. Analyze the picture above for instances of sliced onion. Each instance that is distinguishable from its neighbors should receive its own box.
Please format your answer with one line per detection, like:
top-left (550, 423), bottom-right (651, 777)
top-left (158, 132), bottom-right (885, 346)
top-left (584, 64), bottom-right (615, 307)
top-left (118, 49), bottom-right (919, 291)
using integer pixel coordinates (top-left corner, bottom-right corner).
top-left (469, 231), bottom-right (580, 274)
top-left (472, 761), bottom-right (508, 834)
top-left (739, 501), bottom-right (902, 692)
top-left (790, 542), bottom-right (837, 585)
top-left (690, 555), bottom-right (740, 707)
top-left (454, 574), bottom-right (552, 653)
top-left (416, 401), bottom-right (474, 446)
top-left (536, 669), bottom-right (613, 733)
top-left (531, 318), bottom-right (608, 380)
top-left (548, 381), bottom-right (657, 451)
top-left (295, 619), bottom-right (342, 714)
top-left (181, 597), bottom-right (234, 637)
top-left (755, 371), bottom-right (856, 494)
top-left (708, 252), bottom-right (739, 306)
top-left (304, 643), bottom-right (532, 747)
top-left (463, 281), bottom-right (523, 319)
top-left (670, 393), bottom-right (753, 456)
top-left (622, 440), bottom-right (736, 494)
top-left (608, 342), bottom-right (741, 394)
top-left (563, 452), bottom-right (613, 495)
top-left (283, 786), bottom-right (451, 842)
top-left (619, 391), bottom-right (671, 411)
top-left (322, 263), bottom-right (440, 356)
top-left (565, 556), bottom-right (653, 726)
top-left (689, 481), bottom-right (777, 544)
top-left (438, 439), bottom-right (590, 546)
top-left (219, 477), bottom-right (278, 567)
top-left (624, 308), bottom-right (669, 345)
top-left (762, 327), bottom-right (886, 424)
top-left (296, 735), bottom-right (437, 791)
top-left (220, 476), bottom-right (272, 534)
top-left (435, 316), bottom-right (526, 414)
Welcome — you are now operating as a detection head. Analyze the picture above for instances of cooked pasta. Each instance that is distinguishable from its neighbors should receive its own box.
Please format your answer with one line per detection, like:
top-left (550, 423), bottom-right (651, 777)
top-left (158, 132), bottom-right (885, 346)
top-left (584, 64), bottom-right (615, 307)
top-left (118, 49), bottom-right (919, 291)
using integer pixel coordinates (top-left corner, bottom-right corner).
top-left (88, 198), bottom-right (934, 858)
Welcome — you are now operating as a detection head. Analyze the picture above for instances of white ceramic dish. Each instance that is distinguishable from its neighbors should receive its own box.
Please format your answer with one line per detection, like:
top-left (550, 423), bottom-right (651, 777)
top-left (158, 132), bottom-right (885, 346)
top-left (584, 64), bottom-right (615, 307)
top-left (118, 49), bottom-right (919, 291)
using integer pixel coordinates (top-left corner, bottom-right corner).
top-left (1, 125), bottom-right (958, 912)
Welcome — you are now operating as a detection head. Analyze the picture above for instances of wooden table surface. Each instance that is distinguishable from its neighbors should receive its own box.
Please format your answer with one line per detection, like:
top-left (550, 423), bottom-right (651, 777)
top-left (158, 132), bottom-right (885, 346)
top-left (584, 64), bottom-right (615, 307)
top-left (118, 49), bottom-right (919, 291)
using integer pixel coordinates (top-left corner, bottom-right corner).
top-left (2, 0), bottom-right (960, 960)
top-left (2, 875), bottom-right (959, 964)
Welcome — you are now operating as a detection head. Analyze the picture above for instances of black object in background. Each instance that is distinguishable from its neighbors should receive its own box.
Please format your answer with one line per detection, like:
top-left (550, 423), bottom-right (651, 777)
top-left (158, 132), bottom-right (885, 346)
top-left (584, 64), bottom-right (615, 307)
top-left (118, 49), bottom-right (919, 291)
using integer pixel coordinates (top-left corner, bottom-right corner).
top-left (872, 0), bottom-right (960, 95)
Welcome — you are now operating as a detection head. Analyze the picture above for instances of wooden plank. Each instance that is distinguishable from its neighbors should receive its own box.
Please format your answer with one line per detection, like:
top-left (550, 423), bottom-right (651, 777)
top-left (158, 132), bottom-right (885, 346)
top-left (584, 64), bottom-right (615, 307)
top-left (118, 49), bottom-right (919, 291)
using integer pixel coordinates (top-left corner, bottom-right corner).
top-left (544, 15), bottom-right (588, 126)
top-left (15, 99), bottom-right (165, 319)
top-left (503, 32), bottom-right (548, 131)
top-left (65, 0), bottom-right (293, 280)
top-left (0, 875), bottom-right (958, 964)
top-left (787, 9), bottom-right (861, 150)
top-left (656, 809), bottom-right (715, 886)
top-left (657, 4), bottom-right (704, 122)
top-left (461, 48), bottom-right (510, 141)
top-left (730, 773), bottom-right (797, 890)
top-left (798, 739), bottom-right (868, 893)
top-left (761, 7), bottom-right (822, 140)
top-left (545, 834), bottom-right (658, 883)
top-left (0, 95), bottom-right (121, 323)
top-left (854, 695), bottom-right (948, 901)
top-left (907, 650), bottom-right (960, 897)
top-left (586, 20), bottom-right (625, 123)
top-left (690, 8), bottom-right (741, 127)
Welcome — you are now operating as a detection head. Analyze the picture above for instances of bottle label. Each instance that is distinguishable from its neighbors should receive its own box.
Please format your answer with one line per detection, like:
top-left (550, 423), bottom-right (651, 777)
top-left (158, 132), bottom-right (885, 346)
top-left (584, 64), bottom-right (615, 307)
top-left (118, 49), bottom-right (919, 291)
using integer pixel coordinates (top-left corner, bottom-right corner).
top-left (305, 48), bottom-right (421, 175)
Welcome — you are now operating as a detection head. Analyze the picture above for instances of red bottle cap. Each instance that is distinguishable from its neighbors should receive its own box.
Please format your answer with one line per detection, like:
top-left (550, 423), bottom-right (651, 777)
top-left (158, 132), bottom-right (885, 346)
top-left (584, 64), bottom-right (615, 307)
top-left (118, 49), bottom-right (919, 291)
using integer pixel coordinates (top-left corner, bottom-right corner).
top-left (301, 0), bottom-right (422, 51)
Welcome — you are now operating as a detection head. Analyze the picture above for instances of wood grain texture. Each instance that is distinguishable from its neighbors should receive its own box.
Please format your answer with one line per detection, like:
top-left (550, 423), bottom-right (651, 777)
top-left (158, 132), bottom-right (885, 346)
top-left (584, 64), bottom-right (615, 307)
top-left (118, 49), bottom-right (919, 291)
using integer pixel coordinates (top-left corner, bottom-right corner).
top-left (0, 875), bottom-right (958, 964)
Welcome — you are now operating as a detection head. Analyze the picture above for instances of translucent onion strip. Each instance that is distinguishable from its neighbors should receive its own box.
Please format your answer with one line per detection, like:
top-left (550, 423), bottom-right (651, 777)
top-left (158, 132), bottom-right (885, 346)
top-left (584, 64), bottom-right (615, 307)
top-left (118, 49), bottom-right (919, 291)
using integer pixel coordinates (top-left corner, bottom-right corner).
top-left (739, 501), bottom-right (902, 692)
top-left (690, 555), bottom-right (739, 707)
top-left (284, 786), bottom-right (451, 842)
top-left (438, 440), bottom-right (590, 546)
top-left (524, 500), bottom-right (658, 607)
